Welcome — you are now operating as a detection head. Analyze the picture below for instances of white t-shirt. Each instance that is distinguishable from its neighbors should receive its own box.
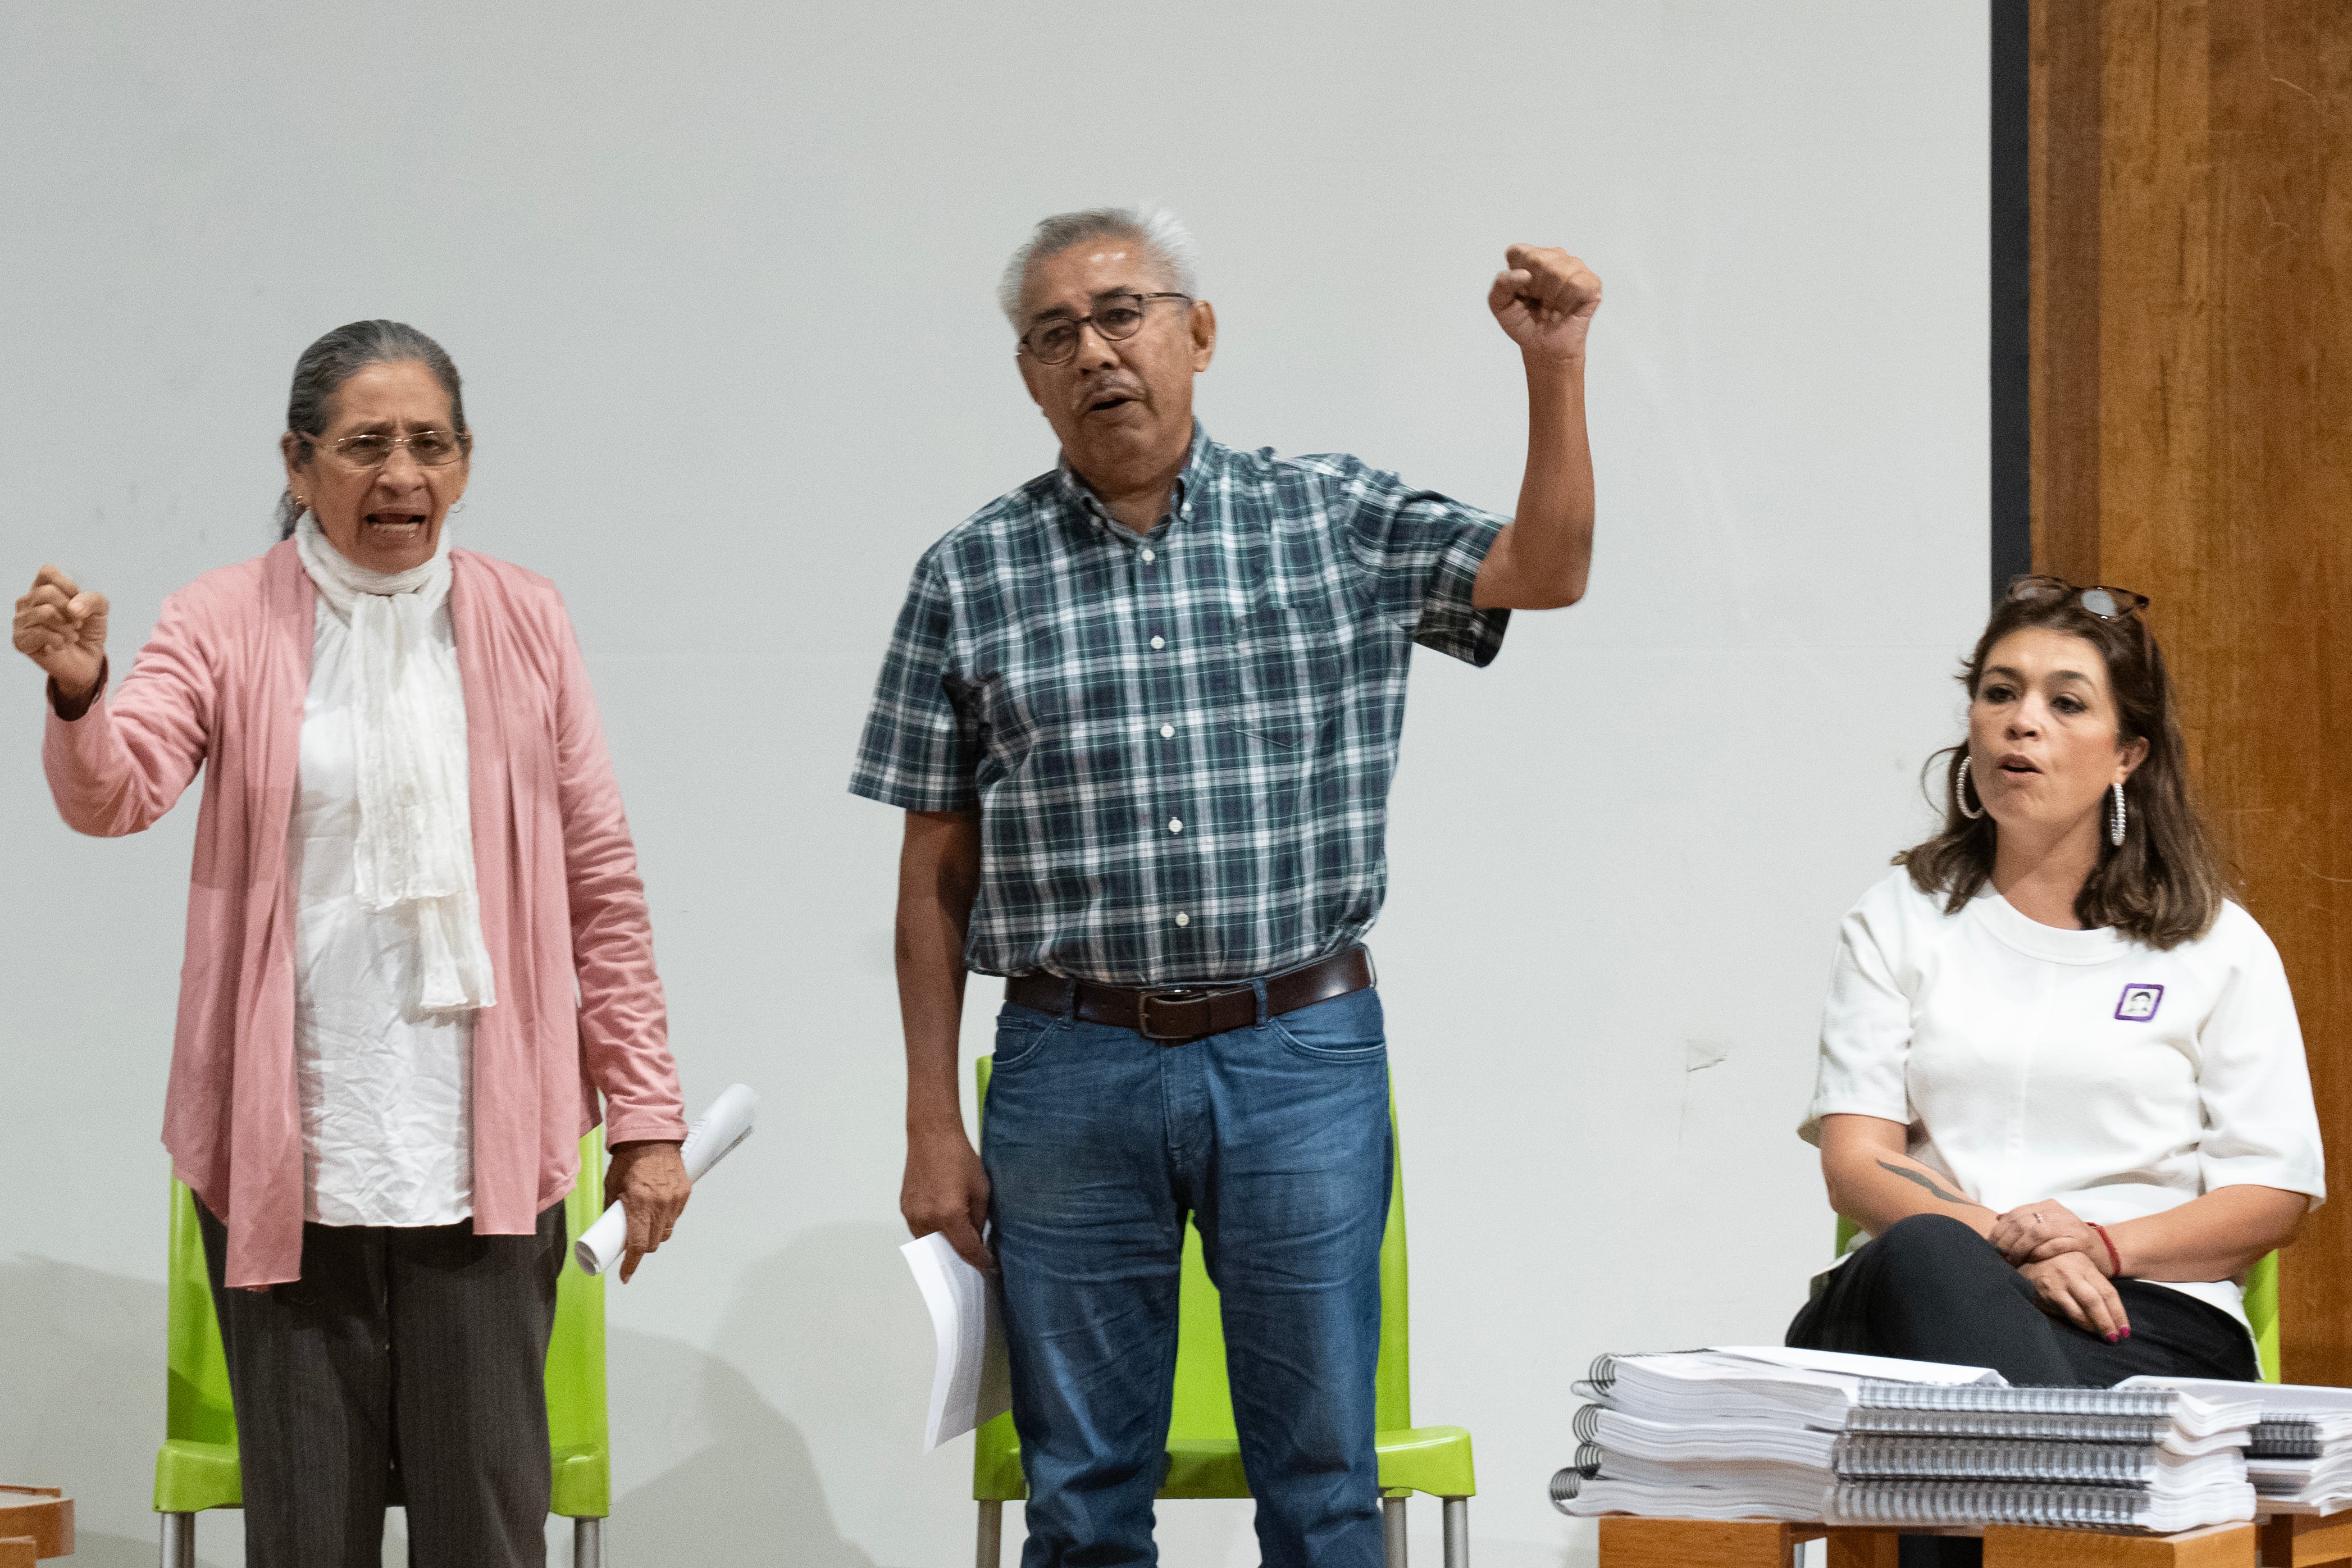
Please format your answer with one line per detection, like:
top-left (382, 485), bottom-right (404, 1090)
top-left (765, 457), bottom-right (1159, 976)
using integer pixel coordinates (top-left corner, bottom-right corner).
top-left (1800, 867), bottom-right (2325, 1325)
top-left (288, 599), bottom-right (474, 1227)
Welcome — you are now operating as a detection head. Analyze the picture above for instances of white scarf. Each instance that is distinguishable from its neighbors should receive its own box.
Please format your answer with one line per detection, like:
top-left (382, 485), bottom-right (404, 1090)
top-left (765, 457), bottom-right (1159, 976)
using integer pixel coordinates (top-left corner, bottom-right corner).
top-left (294, 514), bottom-right (496, 1014)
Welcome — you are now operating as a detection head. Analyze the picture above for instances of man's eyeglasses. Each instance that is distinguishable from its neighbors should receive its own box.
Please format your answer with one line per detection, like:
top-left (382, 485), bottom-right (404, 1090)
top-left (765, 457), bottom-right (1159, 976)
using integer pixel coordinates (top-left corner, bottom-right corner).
top-left (2006, 573), bottom-right (2150, 621)
top-left (312, 429), bottom-right (467, 470)
top-left (1018, 292), bottom-right (1191, 366)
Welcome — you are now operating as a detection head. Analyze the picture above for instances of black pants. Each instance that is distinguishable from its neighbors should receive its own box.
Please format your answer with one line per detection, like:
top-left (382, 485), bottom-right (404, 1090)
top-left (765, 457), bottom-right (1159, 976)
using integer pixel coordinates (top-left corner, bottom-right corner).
top-left (197, 1200), bottom-right (567, 1568)
top-left (1785, 1214), bottom-right (2257, 1387)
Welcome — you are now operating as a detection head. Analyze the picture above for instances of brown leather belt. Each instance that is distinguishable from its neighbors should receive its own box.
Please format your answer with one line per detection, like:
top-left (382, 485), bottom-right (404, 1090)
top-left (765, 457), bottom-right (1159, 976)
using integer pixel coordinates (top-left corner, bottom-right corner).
top-left (1005, 947), bottom-right (1376, 1043)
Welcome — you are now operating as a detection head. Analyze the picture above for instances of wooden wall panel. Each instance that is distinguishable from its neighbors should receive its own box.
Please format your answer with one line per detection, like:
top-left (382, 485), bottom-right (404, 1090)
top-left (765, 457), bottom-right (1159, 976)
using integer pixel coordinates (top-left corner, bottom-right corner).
top-left (2031, 0), bottom-right (2352, 1384)
top-left (2030, 0), bottom-right (2107, 584)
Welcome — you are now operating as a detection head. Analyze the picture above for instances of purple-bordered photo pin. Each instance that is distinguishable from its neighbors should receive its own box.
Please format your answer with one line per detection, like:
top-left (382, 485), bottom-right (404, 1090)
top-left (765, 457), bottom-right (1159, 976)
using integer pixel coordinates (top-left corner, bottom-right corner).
top-left (2116, 983), bottom-right (2164, 1022)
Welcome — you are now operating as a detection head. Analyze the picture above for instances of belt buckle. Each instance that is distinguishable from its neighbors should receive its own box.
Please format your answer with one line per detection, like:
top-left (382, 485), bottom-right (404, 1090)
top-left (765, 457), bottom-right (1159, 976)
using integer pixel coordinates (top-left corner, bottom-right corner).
top-left (1137, 988), bottom-right (1207, 1041)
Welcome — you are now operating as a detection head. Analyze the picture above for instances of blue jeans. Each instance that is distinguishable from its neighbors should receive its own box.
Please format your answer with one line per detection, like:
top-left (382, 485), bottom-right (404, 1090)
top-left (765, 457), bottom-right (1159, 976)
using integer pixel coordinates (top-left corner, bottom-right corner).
top-left (982, 986), bottom-right (1393, 1568)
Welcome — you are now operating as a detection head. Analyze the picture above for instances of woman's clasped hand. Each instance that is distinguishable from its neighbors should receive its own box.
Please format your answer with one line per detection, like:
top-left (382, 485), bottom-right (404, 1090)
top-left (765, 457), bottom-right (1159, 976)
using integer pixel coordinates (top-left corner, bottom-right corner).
top-left (1986, 1200), bottom-right (2130, 1342)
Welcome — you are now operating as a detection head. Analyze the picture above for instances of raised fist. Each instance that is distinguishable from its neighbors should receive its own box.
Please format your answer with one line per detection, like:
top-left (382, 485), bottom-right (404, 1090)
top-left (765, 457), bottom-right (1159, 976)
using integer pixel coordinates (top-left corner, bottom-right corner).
top-left (12, 564), bottom-right (109, 701)
top-left (1488, 244), bottom-right (1603, 366)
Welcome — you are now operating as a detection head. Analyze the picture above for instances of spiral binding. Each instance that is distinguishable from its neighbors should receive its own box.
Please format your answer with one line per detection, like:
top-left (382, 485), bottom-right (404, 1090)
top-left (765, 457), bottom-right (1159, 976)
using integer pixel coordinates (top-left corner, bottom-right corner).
top-left (1578, 1356), bottom-right (2189, 1423)
top-left (1572, 1353), bottom-right (1622, 1400)
top-left (1572, 1405), bottom-right (1605, 1443)
top-left (1548, 1468), bottom-right (1585, 1511)
top-left (1844, 1407), bottom-right (2173, 1444)
top-left (2251, 1419), bottom-right (2324, 1459)
top-left (1830, 1479), bottom-right (2188, 1529)
top-left (1572, 1350), bottom-right (1715, 1400)
top-left (1834, 1435), bottom-right (2168, 1487)
top-left (1566, 1433), bottom-right (2205, 1490)
top-left (1856, 1380), bottom-right (2180, 1417)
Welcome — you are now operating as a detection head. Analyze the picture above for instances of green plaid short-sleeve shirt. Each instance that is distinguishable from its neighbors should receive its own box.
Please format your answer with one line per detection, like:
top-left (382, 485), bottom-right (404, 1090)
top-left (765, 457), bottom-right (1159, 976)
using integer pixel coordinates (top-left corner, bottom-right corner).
top-left (850, 426), bottom-right (1509, 985)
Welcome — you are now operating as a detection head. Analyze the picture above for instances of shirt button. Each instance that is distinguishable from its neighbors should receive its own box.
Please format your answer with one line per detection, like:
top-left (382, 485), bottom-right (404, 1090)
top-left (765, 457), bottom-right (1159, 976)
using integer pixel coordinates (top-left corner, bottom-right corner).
top-left (1169, 818), bottom-right (1183, 833)
top-left (1160, 724), bottom-right (1175, 739)
top-left (1150, 636), bottom-right (1165, 650)
top-left (1174, 912), bottom-right (1191, 927)
top-left (1141, 549), bottom-right (1156, 563)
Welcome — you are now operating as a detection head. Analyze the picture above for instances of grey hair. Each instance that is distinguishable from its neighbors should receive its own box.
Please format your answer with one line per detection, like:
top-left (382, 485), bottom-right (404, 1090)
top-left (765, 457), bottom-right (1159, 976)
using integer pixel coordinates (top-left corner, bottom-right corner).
top-left (997, 206), bottom-right (1200, 329)
top-left (276, 320), bottom-right (471, 539)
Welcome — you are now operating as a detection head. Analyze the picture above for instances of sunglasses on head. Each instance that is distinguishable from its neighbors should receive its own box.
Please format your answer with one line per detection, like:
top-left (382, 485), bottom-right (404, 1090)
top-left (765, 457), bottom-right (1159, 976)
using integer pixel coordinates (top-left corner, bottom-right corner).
top-left (2005, 573), bottom-right (2150, 621)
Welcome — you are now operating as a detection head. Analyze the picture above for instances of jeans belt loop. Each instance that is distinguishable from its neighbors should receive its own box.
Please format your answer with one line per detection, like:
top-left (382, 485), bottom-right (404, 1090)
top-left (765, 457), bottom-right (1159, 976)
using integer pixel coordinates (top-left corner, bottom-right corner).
top-left (1251, 977), bottom-right (1269, 1028)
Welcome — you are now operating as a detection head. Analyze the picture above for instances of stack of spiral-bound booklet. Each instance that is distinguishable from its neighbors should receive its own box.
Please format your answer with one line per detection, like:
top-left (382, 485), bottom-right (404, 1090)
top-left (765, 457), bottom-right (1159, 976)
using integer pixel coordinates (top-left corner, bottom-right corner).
top-left (2134, 1378), bottom-right (2352, 1514)
top-left (1549, 1348), bottom-right (2263, 1533)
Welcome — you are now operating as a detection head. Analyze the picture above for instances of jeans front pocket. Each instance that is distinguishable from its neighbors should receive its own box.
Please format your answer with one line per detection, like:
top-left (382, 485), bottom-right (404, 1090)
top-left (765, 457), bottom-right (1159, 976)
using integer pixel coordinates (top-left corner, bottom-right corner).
top-left (990, 1002), bottom-right (1059, 1073)
top-left (1267, 986), bottom-right (1387, 1064)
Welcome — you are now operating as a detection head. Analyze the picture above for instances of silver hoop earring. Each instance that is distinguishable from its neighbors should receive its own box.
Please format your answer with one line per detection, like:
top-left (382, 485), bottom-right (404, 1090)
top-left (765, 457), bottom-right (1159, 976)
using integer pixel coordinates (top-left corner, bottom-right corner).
top-left (1956, 756), bottom-right (1985, 820)
top-left (449, 499), bottom-right (467, 516)
top-left (2109, 782), bottom-right (2127, 847)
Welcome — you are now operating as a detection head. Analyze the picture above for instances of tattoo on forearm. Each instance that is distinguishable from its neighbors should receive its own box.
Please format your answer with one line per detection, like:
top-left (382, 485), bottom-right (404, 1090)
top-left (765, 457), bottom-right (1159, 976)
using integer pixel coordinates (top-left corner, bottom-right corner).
top-left (1877, 1160), bottom-right (1966, 1205)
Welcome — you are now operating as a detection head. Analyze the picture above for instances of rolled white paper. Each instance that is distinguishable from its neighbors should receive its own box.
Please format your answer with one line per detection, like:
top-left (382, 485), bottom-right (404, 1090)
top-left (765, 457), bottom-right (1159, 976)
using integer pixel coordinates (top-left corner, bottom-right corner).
top-left (575, 1083), bottom-right (759, 1275)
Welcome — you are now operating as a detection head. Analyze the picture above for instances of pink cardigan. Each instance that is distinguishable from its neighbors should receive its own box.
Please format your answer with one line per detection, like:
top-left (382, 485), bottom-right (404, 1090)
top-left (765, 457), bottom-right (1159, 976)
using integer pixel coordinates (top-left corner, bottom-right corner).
top-left (43, 540), bottom-right (686, 1287)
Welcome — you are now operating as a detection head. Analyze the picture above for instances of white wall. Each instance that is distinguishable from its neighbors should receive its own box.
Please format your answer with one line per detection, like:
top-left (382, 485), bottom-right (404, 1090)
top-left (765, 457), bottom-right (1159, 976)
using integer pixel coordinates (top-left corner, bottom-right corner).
top-left (0, 3), bottom-right (1986, 1564)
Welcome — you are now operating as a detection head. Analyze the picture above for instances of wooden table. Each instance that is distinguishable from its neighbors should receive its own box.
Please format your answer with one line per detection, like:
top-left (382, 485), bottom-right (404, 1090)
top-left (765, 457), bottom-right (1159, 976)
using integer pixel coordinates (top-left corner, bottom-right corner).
top-left (1595, 1515), bottom-right (2265, 1568)
top-left (2261, 1513), bottom-right (2352, 1568)
top-left (0, 1488), bottom-right (71, 1565)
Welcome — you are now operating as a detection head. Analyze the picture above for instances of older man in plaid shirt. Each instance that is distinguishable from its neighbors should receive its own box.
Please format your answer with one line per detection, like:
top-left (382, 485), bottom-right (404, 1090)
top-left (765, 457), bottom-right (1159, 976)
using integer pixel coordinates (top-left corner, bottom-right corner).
top-left (853, 206), bottom-right (1600, 1567)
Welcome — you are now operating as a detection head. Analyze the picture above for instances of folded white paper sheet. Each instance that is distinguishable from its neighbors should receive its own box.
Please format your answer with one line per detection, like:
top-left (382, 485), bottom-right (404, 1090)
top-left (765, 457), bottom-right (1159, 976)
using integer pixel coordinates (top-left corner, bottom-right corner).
top-left (902, 1230), bottom-right (1012, 1453)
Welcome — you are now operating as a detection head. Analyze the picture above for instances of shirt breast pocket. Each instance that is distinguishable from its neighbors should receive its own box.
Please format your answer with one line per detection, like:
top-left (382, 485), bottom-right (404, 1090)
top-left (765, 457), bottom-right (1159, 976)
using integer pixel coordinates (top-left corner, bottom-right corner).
top-left (1211, 598), bottom-right (1348, 755)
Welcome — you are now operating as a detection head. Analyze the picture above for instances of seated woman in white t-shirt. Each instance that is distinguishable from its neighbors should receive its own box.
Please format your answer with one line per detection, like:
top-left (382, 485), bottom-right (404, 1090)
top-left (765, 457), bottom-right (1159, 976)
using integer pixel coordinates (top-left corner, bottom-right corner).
top-left (1786, 577), bottom-right (2324, 1387)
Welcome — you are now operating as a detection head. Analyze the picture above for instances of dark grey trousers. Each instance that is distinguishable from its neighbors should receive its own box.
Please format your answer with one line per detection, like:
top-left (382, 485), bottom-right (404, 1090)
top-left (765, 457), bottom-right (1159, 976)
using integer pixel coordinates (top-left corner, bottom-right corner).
top-left (197, 1200), bottom-right (567, 1568)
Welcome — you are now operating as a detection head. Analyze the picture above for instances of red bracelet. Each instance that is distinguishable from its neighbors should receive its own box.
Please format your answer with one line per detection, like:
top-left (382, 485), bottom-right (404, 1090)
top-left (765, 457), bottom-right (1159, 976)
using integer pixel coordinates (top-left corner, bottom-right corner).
top-left (2090, 1222), bottom-right (2122, 1277)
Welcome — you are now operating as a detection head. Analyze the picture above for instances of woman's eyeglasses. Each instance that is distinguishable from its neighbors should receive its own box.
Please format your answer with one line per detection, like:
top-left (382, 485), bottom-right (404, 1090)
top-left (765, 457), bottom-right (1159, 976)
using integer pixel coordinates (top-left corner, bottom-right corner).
top-left (2006, 573), bottom-right (2150, 621)
top-left (1018, 292), bottom-right (1192, 366)
top-left (312, 429), bottom-right (466, 471)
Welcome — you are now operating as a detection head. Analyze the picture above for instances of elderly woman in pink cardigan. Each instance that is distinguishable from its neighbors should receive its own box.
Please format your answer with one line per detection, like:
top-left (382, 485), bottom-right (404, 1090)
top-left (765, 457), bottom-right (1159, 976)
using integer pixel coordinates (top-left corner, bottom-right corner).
top-left (11, 320), bottom-right (690, 1568)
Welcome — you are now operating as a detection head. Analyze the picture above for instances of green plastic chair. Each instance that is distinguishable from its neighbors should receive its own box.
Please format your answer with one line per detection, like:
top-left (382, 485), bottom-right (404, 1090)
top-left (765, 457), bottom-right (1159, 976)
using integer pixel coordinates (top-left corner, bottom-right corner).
top-left (2243, 1251), bottom-right (2282, 1383)
top-left (155, 1130), bottom-right (615, 1566)
top-left (970, 1056), bottom-right (1475, 1568)
top-left (1831, 1216), bottom-right (2281, 1383)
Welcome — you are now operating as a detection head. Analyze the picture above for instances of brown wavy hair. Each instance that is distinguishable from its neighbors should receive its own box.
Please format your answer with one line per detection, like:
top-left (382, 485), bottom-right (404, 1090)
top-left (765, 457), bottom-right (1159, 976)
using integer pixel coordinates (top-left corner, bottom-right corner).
top-left (1896, 586), bottom-right (2227, 948)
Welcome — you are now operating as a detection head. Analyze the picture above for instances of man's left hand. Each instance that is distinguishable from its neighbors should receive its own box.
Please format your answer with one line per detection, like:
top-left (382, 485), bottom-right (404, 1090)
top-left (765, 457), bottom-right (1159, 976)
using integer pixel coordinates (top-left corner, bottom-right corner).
top-left (1488, 244), bottom-right (1602, 366)
top-left (605, 1139), bottom-right (692, 1283)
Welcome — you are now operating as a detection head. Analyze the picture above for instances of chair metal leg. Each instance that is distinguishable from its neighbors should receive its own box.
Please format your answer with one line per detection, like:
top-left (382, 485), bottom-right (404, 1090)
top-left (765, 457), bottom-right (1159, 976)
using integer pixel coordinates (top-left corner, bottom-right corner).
top-left (159, 1512), bottom-right (195, 1568)
top-left (1442, 1496), bottom-right (1468, 1568)
top-left (572, 1516), bottom-right (604, 1568)
top-left (1384, 1495), bottom-right (1409, 1568)
top-left (977, 1499), bottom-right (1003, 1568)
